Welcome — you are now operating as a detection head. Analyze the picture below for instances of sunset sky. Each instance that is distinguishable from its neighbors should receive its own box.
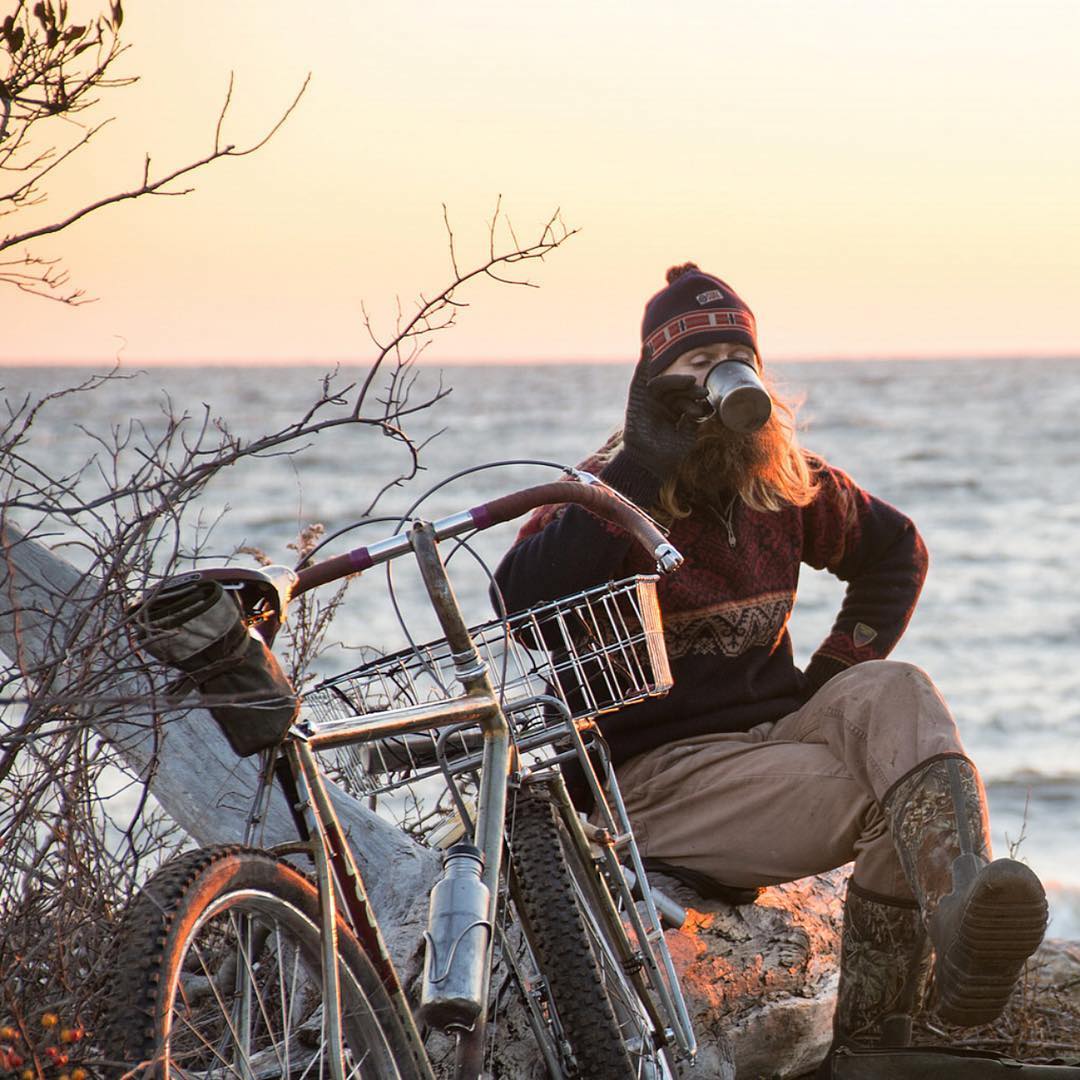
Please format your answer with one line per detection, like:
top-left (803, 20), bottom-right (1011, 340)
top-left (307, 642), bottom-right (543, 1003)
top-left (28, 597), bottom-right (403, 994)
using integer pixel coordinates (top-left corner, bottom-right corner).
top-left (3, 1), bottom-right (1078, 365)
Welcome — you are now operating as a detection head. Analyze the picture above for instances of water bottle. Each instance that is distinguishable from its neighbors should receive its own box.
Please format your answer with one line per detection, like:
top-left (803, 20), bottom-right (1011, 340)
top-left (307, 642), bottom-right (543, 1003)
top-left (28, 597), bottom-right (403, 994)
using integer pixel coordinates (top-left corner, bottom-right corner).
top-left (419, 843), bottom-right (492, 1030)
top-left (704, 359), bottom-right (772, 433)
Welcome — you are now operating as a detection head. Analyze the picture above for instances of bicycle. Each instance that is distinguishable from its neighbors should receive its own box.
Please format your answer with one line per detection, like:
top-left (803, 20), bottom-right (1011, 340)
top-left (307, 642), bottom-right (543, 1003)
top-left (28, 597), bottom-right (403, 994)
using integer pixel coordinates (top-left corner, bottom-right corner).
top-left (101, 474), bottom-right (699, 1079)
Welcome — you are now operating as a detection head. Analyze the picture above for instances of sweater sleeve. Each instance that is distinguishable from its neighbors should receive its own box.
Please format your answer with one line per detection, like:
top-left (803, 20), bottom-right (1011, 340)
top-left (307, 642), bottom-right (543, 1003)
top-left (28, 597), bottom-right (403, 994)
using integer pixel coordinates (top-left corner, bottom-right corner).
top-left (801, 457), bottom-right (928, 692)
top-left (491, 443), bottom-right (661, 615)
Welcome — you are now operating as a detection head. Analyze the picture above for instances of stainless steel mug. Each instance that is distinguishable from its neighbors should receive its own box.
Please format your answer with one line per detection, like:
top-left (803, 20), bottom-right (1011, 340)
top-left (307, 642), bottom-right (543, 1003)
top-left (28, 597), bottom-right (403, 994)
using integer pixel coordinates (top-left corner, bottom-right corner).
top-left (704, 360), bottom-right (772, 433)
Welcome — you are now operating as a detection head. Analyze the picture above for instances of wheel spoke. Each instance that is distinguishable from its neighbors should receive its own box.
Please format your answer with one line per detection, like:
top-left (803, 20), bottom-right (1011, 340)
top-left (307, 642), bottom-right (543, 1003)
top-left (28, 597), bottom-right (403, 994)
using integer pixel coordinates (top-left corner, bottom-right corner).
top-left (176, 935), bottom-right (253, 1077)
top-left (228, 909), bottom-right (292, 1076)
top-left (101, 849), bottom-right (414, 1079)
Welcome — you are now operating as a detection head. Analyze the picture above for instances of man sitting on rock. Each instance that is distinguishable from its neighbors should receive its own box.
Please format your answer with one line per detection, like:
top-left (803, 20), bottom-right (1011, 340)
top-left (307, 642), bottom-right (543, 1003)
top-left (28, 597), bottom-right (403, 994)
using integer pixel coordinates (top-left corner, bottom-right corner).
top-left (492, 263), bottom-right (1049, 1073)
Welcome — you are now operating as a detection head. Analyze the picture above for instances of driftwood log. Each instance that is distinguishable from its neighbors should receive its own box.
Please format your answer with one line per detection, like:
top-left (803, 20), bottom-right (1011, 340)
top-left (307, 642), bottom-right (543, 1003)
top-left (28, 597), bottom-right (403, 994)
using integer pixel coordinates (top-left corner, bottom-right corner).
top-left (0, 521), bottom-right (440, 975)
top-left (4, 523), bottom-right (1077, 1078)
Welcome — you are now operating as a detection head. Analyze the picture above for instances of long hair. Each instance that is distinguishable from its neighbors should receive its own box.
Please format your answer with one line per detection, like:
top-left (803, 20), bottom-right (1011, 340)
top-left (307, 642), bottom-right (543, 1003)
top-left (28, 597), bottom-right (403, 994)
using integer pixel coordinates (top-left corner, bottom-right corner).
top-left (657, 372), bottom-right (819, 519)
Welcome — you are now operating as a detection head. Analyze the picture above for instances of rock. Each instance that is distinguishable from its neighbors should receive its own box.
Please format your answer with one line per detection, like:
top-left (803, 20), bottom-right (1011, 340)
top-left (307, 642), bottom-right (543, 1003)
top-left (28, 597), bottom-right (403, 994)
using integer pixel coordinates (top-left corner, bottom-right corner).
top-left (659, 868), bottom-right (849, 1079)
top-left (1030, 937), bottom-right (1080, 1001)
top-left (665, 874), bottom-right (1080, 1078)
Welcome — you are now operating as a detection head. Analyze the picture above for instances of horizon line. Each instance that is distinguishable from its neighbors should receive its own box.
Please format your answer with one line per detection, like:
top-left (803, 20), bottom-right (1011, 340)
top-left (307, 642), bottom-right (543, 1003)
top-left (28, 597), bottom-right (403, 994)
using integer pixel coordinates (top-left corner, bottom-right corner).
top-left (4, 351), bottom-right (1080, 369)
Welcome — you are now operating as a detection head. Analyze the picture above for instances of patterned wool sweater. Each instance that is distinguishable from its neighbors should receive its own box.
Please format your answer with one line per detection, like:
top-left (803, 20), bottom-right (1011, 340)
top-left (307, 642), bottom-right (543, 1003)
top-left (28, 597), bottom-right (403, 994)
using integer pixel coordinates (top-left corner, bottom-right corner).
top-left (492, 444), bottom-right (928, 768)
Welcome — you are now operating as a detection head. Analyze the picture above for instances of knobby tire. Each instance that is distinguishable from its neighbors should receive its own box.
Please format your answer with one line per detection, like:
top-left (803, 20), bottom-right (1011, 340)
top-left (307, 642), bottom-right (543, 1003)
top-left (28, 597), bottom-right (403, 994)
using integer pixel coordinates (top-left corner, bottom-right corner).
top-left (100, 845), bottom-right (421, 1079)
top-left (509, 789), bottom-right (667, 1080)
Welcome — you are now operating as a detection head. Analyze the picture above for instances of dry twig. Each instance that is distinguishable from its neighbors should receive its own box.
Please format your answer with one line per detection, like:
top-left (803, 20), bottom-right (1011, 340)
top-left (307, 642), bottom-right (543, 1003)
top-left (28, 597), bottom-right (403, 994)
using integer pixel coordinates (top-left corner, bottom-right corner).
top-left (1, 0), bottom-right (309, 302)
top-left (0, 205), bottom-right (575, 1064)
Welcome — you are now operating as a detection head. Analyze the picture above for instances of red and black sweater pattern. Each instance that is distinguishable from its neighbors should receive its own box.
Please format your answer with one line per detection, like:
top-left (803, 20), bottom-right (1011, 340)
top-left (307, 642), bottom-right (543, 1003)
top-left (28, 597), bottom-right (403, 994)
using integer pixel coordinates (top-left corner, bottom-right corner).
top-left (492, 444), bottom-right (928, 768)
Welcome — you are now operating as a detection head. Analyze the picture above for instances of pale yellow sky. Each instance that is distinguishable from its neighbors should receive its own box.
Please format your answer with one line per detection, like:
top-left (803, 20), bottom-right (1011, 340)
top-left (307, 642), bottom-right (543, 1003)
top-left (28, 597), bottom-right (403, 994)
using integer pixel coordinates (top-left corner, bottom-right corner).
top-left (3, 1), bottom-right (1079, 364)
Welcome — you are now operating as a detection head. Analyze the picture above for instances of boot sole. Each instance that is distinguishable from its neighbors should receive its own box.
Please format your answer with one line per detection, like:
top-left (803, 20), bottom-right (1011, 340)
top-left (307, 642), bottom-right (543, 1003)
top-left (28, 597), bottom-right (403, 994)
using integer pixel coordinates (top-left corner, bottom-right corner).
top-left (934, 858), bottom-right (1048, 1026)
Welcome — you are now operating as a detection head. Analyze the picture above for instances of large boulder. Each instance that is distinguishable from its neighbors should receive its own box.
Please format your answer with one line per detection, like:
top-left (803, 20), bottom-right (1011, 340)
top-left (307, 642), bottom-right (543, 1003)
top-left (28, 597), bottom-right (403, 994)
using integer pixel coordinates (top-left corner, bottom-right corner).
top-left (661, 869), bottom-right (848, 1080)
top-left (663, 869), bottom-right (1080, 1079)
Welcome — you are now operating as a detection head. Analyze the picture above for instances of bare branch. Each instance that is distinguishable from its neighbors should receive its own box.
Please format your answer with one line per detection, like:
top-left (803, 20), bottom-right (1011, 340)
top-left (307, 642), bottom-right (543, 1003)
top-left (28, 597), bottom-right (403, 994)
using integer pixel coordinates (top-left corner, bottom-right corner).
top-left (355, 204), bottom-right (576, 422)
top-left (213, 71), bottom-right (234, 153)
top-left (1, 118), bottom-right (114, 209)
top-left (1, 76), bottom-right (310, 253)
top-left (225, 73), bottom-right (310, 157)
top-left (2, 0), bottom-right (310, 302)
top-left (443, 202), bottom-right (460, 281)
top-left (0, 201), bottom-right (575, 1061)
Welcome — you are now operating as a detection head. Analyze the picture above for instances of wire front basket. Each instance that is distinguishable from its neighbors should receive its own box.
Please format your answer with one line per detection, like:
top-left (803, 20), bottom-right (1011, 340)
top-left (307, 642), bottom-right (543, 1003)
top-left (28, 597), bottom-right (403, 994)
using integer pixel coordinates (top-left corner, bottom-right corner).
top-left (302, 575), bottom-right (670, 839)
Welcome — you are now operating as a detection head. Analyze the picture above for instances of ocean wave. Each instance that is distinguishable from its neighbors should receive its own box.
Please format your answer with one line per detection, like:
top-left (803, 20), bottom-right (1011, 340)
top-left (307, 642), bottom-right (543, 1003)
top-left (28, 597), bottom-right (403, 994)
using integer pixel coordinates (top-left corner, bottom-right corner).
top-left (986, 770), bottom-right (1080, 788)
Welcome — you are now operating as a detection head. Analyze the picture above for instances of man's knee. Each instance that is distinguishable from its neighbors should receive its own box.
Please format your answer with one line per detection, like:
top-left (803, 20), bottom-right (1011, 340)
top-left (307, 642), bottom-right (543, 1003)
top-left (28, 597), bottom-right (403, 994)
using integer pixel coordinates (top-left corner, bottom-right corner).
top-left (822, 660), bottom-right (954, 735)
top-left (830, 659), bottom-right (941, 705)
top-left (858, 661), bottom-right (961, 761)
top-left (847, 659), bottom-right (933, 687)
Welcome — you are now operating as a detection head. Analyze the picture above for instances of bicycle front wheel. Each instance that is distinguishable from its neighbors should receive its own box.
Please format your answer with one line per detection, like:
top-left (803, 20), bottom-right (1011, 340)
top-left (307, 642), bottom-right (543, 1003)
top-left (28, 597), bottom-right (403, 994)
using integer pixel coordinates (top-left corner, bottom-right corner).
top-left (101, 845), bottom-right (421, 1079)
top-left (510, 788), bottom-right (672, 1080)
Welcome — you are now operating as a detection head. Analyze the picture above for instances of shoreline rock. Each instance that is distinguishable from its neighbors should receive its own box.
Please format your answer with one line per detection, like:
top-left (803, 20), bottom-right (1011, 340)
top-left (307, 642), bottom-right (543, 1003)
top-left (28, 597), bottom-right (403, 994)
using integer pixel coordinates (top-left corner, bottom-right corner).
top-left (658, 868), bottom-right (1080, 1079)
top-left (661, 869), bottom-right (847, 1079)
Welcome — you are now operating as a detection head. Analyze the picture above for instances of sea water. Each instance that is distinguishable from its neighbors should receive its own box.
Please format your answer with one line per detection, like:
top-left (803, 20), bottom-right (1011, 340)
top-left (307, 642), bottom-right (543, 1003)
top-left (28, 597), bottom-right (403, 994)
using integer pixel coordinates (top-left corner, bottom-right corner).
top-left (4, 358), bottom-right (1078, 935)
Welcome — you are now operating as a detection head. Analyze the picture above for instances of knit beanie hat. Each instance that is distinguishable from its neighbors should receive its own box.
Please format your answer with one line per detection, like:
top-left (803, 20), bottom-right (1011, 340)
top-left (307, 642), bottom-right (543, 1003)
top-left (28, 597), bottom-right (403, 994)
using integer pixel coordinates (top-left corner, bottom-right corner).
top-left (641, 263), bottom-right (758, 375)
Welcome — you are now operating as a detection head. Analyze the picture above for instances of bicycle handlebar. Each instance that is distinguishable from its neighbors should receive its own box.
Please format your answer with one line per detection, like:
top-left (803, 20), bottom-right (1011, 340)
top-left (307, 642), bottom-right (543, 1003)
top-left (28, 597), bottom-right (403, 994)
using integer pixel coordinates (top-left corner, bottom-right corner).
top-left (293, 478), bottom-right (682, 596)
top-left (475, 479), bottom-right (680, 565)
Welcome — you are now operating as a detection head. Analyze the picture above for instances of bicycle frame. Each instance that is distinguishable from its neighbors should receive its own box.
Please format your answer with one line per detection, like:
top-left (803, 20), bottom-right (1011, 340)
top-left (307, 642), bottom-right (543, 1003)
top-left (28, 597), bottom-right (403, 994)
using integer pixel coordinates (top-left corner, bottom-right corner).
top-left (175, 480), bottom-right (697, 1079)
top-left (268, 520), bottom-right (511, 1080)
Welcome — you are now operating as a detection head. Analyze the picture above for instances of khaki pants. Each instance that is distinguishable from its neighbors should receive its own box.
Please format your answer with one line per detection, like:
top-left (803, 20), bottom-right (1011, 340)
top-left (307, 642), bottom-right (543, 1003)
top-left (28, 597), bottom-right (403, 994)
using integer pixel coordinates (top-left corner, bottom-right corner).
top-left (617, 660), bottom-right (976, 901)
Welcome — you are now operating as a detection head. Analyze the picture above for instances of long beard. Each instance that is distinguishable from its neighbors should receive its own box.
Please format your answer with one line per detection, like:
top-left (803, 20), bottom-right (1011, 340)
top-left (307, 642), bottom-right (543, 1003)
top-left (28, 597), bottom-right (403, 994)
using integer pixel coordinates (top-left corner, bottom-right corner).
top-left (672, 412), bottom-right (788, 508)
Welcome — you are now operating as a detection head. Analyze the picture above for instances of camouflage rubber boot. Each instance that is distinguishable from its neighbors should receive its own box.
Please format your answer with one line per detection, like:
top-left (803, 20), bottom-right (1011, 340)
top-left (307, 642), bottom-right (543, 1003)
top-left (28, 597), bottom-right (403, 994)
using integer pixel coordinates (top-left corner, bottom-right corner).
top-left (815, 880), bottom-right (931, 1078)
top-left (883, 754), bottom-right (1048, 1027)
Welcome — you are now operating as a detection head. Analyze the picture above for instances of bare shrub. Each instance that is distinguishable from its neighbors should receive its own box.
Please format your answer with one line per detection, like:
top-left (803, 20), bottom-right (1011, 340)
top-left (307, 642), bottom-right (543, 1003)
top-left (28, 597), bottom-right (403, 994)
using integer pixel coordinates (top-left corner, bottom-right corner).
top-left (0, 205), bottom-right (575, 1068)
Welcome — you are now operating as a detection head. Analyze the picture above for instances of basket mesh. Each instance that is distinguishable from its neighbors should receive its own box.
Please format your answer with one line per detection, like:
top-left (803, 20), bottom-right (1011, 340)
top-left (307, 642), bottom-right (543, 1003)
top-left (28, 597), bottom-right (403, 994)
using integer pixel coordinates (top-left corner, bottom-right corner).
top-left (302, 575), bottom-right (670, 826)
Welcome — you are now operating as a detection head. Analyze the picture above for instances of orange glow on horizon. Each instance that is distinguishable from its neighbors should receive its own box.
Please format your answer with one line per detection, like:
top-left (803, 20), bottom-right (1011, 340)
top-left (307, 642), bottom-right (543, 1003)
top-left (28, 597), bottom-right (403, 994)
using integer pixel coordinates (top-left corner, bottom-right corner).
top-left (3, 2), bottom-right (1078, 366)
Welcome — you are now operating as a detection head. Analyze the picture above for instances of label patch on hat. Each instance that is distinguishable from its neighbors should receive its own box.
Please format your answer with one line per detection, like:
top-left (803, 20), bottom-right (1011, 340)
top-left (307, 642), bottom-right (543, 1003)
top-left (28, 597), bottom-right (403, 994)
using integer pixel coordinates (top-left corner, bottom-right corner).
top-left (696, 289), bottom-right (725, 305)
top-left (853, 623), bottom-right (878, 648)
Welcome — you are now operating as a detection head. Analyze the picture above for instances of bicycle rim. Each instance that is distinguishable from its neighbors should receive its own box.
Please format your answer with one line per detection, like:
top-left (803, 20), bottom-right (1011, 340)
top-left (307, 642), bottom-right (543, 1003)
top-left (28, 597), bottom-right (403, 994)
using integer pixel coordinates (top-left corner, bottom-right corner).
top-left (102, 847), bottom-right (411, 1079)
top-left (162, 888), bottom-right (397, 1077)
